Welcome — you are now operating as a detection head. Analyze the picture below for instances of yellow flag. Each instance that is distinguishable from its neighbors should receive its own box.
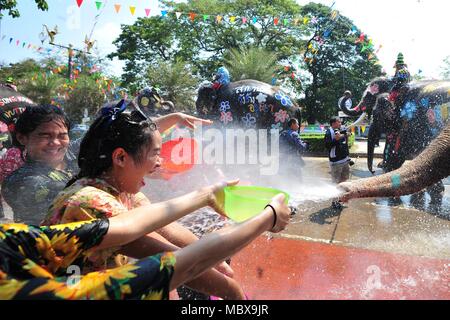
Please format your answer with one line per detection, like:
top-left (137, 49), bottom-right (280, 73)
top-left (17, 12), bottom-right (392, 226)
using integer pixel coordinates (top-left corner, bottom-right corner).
top-left (129, 6), bottom-right (136, 16)
top-left (361, 126), bottom-right (366, 133)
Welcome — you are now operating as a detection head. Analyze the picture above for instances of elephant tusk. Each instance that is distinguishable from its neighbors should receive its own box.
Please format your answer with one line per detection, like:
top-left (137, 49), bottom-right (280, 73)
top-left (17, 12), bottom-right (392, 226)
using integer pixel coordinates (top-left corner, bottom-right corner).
top-left (347, 112), bottom-right (367, 129)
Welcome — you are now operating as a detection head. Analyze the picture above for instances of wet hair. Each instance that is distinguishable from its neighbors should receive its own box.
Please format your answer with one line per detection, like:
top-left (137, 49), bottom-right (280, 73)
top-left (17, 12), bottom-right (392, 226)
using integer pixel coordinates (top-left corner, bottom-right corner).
top-left (330, 117), bottom-right (341, 126)
top-left (13, 105), bottom-right (71, 149)
top-left (287, 118), bottom-right (298, 127)
top-left (66, 100), bottom-right (157, 187)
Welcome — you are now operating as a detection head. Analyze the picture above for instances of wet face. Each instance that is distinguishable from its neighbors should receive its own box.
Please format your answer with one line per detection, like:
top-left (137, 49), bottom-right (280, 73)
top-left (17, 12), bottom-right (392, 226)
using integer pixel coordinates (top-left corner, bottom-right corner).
top-left (290, 120), bottom-right (300, 131)
top-left (121, 130), bottom-right (162, 194)
top-left (17, 119), bottom-right (69, 167)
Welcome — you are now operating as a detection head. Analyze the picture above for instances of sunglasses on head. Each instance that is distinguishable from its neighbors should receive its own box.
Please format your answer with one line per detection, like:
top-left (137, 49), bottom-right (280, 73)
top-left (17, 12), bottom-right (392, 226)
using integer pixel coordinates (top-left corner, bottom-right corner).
top-left (99, 99), bottom-right (157, 131)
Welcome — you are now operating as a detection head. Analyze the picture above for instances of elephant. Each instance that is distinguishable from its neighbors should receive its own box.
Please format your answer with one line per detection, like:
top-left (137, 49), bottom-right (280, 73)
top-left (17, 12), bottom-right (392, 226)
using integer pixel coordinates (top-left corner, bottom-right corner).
top-left (135, 87), bottom-right (175, 117)
top-left (196, 79), bottom-right (302, 130)
top-left (341, 77), bottom-right (450, 174)
top-left (338, 121), bottom-right (450, 203)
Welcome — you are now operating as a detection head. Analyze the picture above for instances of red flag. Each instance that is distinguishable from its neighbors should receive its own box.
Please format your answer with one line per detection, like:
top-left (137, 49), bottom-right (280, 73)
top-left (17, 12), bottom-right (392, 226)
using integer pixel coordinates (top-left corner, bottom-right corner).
top-left (189, 12), bottom-right (196, 22)
top-left (76, 0), bottom-right (83, 8)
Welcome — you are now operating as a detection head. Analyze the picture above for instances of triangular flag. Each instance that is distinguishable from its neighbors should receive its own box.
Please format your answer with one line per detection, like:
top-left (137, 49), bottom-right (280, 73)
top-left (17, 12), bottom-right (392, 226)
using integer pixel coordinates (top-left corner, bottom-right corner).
top-left (242, 17), bottom-right (247, 24)
top-left (16, 40), bottom-right (20, 46)
top-left (95, 1), bottom-right (102, 10)
top-left (252, 17), bottom-right (257, 24)
top-left (129, 6), bottom-right (135, 16)
top-left (284, 19), bottom-right (289, 26)
top-left (361, 126), bottom-right (366, 133)
top-left (189, 12), bottom-right (196, 21)
top-left (114, 4), bottom-right (121, 13)
top-left (76, 0), bottom-right (83, 8)
top-left (9, 37), bottom-right (13, 44)
top-left (303, 17), bottom-right (309, 24)
top-left (145, 8), bottom-right (151, 17)
top-left (161, 10), bottom-right (167, 17)
top-left (27, 44), bottom-right (32, 49)
top-left (22, 42), bottom-right (26, 47)
top-left (175, 12), bottom-right (182, 19)
top-left (203, 14), bottom-right (209, 22)
top-left (230, 16), bottom-right (236, 23)
top-left (294, 18), bottom-right (299, 25)
top-left (1, 35), bottom-right (5, 41)
top-left (216, 15), bottom-right (223, 23)
top-left (274, 17), bottom-right (279, 25)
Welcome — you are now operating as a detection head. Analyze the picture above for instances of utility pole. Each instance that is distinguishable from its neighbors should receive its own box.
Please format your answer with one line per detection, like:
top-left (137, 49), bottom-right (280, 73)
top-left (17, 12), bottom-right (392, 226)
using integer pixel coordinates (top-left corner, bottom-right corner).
top-left (49, 42), bottom-right (86, 80)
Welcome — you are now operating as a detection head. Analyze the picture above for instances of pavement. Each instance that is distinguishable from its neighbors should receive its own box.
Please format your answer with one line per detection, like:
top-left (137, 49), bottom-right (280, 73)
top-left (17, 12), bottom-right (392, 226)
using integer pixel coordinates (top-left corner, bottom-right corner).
top-left (230, 156), bottom-right (450, 300)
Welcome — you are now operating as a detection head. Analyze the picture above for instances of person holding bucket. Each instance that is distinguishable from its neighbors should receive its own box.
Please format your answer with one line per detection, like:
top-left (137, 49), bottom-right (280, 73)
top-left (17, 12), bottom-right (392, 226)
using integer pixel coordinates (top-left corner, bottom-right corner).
top-left (42, 100), bottom-right (246, 300)
top-left (1, 187), bottom-right (290, 299)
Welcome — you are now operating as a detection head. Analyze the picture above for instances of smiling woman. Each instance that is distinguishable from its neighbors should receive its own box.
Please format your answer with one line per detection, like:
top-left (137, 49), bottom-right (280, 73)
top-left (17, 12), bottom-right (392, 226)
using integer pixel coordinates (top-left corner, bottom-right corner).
top-left (1, 105), bottom-right (77, 225)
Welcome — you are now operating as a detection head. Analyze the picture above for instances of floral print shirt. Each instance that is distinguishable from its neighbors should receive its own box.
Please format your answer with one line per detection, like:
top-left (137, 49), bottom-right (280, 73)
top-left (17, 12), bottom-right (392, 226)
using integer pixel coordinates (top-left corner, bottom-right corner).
top-left (42, 178), bottom-right (151, 270)
top-left (0, 219), bottom-right (175, 300)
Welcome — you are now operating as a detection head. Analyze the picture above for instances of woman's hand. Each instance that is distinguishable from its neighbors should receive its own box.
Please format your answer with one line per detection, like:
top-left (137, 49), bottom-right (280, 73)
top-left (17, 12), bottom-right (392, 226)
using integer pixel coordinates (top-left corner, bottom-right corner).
top-left (176, 113), bottom-right (213, 129)
top-left (203, 179), bottom-right (240, 217)
top-left (267, 193), bottom-right (291, 233)
top-left (215, 261), bottom-right (234, 278)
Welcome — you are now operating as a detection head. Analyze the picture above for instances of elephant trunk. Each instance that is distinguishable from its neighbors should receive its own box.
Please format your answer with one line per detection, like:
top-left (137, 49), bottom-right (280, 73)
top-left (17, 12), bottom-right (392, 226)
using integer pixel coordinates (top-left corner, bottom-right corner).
top-left (339, 122), bottom-right (450, 200)
top-left (161, 100), bottom-right (175, 112)
top-left (339, 98), bottom-right (364, 117)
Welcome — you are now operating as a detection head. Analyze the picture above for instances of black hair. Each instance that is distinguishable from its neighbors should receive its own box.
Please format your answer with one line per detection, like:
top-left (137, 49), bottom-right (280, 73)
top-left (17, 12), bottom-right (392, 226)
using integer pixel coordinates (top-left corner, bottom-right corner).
top-left (330, 117), bottom-right (341, 126)
top-left (66, 100), bottom-right (157, 187)
top-left (13, 105), bottom-right (71, 149)
top-left (287, 118), bottom-right (298, 127)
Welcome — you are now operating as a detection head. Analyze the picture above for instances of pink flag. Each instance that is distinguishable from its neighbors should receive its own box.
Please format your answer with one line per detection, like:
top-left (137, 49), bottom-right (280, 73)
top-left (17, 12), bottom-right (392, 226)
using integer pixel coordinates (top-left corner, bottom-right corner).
top-left (145, 8), bottom-right (151, 16)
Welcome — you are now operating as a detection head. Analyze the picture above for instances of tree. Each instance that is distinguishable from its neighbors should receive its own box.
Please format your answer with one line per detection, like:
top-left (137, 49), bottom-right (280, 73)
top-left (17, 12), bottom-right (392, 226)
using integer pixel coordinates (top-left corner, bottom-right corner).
top-left (223, 47), bottom-right (278, 83)
top-left (20, 73), bottom-right (63, 105)
top-left (109, 0), bottom-right (382, 122)
top-left (0, 0), bottom-right (48, 18)
top-left (146, 59), bottom-right (199, 112)
top-left (110, 0), bottom-right (305, 87)
top-left (440, 56), bottom-right (450, 80)
top-left (298, 3), bottom-right (382, 123)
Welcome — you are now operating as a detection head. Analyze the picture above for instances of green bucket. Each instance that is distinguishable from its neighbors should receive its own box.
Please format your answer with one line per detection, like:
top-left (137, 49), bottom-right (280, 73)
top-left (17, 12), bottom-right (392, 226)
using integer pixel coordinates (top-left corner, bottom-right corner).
top-left (223, 186), bottom-right (290, 222)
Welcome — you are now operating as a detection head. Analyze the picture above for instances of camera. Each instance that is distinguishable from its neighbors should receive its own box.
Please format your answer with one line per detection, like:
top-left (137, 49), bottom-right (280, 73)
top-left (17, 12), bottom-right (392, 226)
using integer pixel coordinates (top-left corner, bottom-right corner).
top-left (334, 128), bottom-right (347, 135)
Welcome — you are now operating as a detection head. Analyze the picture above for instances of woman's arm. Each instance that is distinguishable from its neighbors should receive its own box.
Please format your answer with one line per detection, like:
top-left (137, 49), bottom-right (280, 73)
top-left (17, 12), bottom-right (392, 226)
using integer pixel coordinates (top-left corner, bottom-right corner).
top-left (97, 180), bottom-right (237, 250)
top-left (170, 193), bottom-right (290, 290)
top-left (153, 112), bottom-right (213, 132)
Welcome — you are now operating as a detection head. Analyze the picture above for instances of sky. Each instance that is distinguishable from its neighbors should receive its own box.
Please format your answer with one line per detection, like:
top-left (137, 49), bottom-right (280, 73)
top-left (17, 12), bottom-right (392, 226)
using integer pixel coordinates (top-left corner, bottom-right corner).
top-left (0, 0), bottom-right (449, 79)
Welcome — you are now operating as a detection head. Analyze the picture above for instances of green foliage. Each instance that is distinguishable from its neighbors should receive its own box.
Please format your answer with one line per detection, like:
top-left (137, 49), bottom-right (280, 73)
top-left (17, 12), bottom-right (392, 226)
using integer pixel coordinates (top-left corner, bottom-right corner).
top-left (20, 73), bottom-right (63, 105)
top-left (146, 59), bottom-right (199, 112)
top-left (300, 132), bottom-right (354, 152)
top-left (440, 56), bottom-right (450, 80)
top-left (63, 75), bottom-right (107, 123)
top-left (0, 0), bottom-right (48, 18)
top-left (224, 47), bottom-right (278, 83)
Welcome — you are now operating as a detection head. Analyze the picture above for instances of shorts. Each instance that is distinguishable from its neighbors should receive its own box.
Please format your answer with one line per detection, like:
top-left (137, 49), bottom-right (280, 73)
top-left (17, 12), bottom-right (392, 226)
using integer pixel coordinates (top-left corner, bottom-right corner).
top-left (330, 161), bottom-right (350, 184)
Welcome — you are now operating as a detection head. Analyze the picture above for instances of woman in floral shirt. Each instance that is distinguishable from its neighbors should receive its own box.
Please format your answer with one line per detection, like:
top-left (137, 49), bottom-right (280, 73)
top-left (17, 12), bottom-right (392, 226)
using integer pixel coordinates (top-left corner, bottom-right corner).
top-left (1, 187), bottom-right (291, 299)
top-left (42, 100), bottom-right (245, 299)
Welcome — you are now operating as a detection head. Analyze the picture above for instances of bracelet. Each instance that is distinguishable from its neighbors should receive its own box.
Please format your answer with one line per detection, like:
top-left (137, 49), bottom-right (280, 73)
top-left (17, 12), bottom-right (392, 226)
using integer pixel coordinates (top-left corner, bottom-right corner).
top-left (264, 204), bottom-right (277, 229)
